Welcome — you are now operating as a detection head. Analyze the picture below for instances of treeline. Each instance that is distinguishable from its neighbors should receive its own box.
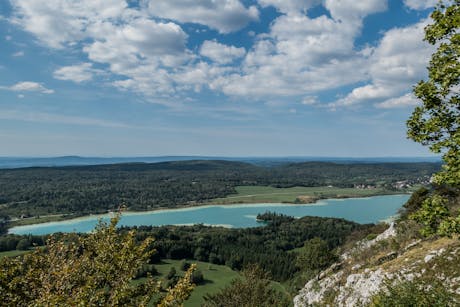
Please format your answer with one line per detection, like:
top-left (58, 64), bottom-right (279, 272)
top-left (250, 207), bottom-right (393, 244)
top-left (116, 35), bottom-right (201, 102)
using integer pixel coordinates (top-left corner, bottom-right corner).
top-left (129, 214), bottom-right (368, 281)
top-left (0, 234), bottom-right (46, 251)
top-left (0, 160), bottom-right (440, 218)
top-left (0, 213), bottom-right (373, 283)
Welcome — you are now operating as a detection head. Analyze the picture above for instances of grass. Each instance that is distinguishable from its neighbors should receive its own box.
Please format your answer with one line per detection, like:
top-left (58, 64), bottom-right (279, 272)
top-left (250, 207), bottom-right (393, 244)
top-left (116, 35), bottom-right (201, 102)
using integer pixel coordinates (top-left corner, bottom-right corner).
top-left (0, 249), bottom-right (29, 259)
top-left (154, 259), bottom-right (240, 306)
top-left (211, 185), bottom-right (404, 205)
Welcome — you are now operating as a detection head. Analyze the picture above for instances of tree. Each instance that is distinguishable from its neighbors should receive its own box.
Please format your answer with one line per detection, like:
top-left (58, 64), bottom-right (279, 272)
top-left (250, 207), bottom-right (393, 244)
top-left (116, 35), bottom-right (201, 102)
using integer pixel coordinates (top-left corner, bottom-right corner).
top-left (407, 0), bottom-right (460, 187)
top-left (296, 237), bottom-right (337, 279)
top-left (407, 0), bottom-right (460, 236)
top-left (0, 215), bottom-right (195, 306)
top-left (203, 264), bottom-right (291, 307)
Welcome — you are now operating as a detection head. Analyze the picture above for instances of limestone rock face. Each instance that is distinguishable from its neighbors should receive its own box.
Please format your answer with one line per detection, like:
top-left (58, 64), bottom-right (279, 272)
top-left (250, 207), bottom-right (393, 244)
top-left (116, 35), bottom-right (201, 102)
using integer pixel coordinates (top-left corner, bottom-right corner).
top-left (293, 223), bottom-right (460, 307)
top-left (294, 268), bottom-right (389, 307)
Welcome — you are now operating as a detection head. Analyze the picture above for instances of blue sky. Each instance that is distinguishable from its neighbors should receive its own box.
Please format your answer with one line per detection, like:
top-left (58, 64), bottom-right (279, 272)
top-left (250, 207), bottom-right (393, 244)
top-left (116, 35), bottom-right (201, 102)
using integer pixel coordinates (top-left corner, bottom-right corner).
top-left (0, 0), bottom-right (439, 157)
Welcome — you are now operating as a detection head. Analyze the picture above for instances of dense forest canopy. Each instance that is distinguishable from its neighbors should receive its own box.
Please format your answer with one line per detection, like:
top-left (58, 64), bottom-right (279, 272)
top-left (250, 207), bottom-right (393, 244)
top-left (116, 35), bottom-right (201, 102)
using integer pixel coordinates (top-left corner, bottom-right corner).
top-left (0, 160), bottom-right (440, 218)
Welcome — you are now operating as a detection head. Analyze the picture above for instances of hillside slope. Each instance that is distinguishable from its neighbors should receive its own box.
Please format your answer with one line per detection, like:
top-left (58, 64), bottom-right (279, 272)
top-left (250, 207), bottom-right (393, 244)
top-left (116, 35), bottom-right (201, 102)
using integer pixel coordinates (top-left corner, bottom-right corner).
top-left (294, 220), bottom-right (460, 306)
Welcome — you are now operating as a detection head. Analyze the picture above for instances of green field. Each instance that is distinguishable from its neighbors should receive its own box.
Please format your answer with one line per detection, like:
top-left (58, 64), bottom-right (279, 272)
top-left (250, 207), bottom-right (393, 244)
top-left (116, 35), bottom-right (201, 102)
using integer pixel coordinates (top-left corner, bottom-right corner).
top-left (211, 185), bottom-right (404, 205)
top-left (154, 260), bottom-right (240, 306)
top-left (0, 249), bottom-right (29, 259)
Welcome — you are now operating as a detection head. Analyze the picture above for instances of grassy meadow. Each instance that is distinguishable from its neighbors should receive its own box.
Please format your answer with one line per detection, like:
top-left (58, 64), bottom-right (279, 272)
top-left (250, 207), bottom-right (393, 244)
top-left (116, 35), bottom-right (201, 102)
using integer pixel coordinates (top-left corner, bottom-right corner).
top-left (210, 185), bottom-right (404, 205)
top-left (154, 259), bottom-right (240, 306)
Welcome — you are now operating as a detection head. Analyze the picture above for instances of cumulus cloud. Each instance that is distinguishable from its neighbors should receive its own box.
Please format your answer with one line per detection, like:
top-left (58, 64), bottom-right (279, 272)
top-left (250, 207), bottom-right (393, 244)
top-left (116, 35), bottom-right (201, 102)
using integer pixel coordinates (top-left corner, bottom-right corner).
top-left (10, 0), bottom-right (127, 48)
top-left (200, 40), bottom-right (246, 64)
top-left (145, 0), bottom-right (259, 33)
top-left (1, 81), bottom-right (54, 94)
top-left (404, 0), bottom-right (438, 10)
top-left (332, 20), bottom-right (434, 108)
top-left (324, 0), bottom-right (387, 21)
top-left (258, 0), bottom-right (321, 14)
top-left (375, 93), bottom-right (419, 108)
top-left (53, 63), bottom-right (102, 83)
top-left (10, 0), bottom-right (193, 103)
top-left (7, 0), bottom-right (434, 110)
top-left (208, 1), bottom-right (385, 98)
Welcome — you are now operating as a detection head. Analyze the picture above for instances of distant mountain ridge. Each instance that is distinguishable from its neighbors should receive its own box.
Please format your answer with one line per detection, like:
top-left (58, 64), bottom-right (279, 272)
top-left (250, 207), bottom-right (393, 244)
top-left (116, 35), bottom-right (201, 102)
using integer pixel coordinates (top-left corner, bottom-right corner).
top-left (0, 155), bottom-right (442, 169)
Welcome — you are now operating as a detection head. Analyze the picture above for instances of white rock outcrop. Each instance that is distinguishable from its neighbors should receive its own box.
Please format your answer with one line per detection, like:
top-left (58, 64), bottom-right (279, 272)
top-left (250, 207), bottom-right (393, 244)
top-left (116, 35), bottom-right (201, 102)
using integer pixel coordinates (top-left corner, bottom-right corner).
top-left (294, 268), bottom-right (390, 307)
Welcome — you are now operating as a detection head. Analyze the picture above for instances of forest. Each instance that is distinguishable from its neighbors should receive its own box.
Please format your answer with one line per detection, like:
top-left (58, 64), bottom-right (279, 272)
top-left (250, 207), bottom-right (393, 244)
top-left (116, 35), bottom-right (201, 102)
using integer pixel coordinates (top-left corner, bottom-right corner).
top-left (0, 160), bottom-right (440, 219)
top-left (0, 212), bottom-right (372, 285)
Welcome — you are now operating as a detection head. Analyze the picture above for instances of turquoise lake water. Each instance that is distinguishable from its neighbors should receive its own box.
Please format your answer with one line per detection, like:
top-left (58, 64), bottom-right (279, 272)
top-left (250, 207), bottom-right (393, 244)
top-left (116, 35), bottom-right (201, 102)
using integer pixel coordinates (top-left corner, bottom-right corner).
top-left (9, 194), bottom-right (410, 235)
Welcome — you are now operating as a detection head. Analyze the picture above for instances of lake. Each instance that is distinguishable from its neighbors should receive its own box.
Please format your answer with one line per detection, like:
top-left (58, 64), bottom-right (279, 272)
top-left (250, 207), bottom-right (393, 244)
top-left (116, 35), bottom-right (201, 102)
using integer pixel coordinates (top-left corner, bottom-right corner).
top-left (9, 194), bottom-right (410, 235)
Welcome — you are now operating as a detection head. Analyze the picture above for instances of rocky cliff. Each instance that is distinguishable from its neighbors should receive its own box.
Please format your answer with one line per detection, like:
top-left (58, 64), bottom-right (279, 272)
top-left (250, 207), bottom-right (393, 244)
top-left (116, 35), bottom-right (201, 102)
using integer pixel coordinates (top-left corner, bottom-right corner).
top-left (294, 221), bottom-right (460, 306)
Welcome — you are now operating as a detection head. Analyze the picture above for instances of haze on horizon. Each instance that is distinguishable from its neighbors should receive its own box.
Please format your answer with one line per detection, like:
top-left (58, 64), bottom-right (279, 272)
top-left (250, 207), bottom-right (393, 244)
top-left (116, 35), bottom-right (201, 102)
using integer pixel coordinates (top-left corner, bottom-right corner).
top-left (0, 0), bottom-right (439, 157)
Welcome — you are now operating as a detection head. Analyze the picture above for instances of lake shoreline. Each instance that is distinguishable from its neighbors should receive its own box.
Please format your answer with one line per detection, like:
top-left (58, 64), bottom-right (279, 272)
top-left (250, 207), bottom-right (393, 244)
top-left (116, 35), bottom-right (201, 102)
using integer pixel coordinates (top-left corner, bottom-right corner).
top-left (8, 192), bottom-right (410, 233)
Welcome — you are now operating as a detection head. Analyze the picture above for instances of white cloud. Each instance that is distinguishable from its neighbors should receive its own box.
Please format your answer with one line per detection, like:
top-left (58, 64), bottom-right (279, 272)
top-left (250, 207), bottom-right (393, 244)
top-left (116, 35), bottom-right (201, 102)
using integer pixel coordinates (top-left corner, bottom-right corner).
top-left (7, 0), bottom-right (434, 111)
top-left (375, 93), bottom-right (419, 108)
top-left (10, 0), bottom-right (193, 103)
top-left (324, 0), bottom-right (387, 21)
top-left (332, 20), bottom-right (434, 108)
top-left (200, 40), bottom-right (246, 64)
top-left (258, 0), bottom-right (321, 14)
top-left (10, 0), bottom-right (127, 48)
top-left (145, 0), bottom-right (259, 33)
top-left (5, 35), bottom-right (12, 41)
top-left (1, 81), bottom-right (54, 94)
top-left (53, 63), bottom-right (102, 83)
top-left (12, 51), bottom-right (24, 57)
top-left (404, 0), bottom-right (437, 10)
top-left (302, 96), bottom-right (318, 105)
top-left (208, 4), bottom-right (377, 98)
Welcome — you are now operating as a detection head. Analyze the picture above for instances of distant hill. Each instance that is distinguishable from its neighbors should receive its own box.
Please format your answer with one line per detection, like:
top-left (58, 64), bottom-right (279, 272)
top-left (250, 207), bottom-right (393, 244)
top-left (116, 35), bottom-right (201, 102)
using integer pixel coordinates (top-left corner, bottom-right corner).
top-left (0, 155), bottom-right (442, 169)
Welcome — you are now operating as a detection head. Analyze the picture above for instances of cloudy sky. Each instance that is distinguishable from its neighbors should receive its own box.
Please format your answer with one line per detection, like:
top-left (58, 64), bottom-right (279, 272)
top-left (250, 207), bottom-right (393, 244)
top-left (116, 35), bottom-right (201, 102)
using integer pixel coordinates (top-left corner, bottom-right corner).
top-left (0, 0), bottom-right (439, 157)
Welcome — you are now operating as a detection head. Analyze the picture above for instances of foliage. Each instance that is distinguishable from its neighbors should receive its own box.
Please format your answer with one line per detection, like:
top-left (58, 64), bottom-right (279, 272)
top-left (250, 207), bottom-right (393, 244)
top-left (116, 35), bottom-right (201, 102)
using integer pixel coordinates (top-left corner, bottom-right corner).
top-left (202, 265), bottom-right (292, 307)
top-left (0, 234), bottom-right (45, 252)
top-left (410, 194), bottom-right (450, 236)
top-left (191, 269), bottom-right (204, 285)
top-left (180, 259), bottom-right (191, 271)
top-left (166, 267), bottom-right (177, 280)
top-left (132, 215), bottom-right (364, 281)
top-left (438, 212), bottom-right (460, 235)
top-left (406, 0), bottom-right (460, 236)
top-left (159, 264), bottom-right (196, 307)
top-left (0, 161), bottom-right (439, 218)
top-left (295, 237), bottom-right (338, 278)
top-left (407, 0), bottom-right (460, 187)
top-left (399, 187), bottom-right (430, 218)
top-left (0, 216), bottom-right (195, 307)
top-left (256, 211), bottom-right (295, 226)
top-left (370, 277), bottom-right (457, 307)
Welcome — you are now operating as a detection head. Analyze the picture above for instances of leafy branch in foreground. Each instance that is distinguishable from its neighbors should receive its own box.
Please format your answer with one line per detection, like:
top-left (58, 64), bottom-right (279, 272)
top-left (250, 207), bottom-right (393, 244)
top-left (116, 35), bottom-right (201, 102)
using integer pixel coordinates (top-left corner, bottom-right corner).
top-left (407, 0), bottom-right (460, 187)
top-left (0, 215), bottom-right (195, 306)
top-left (407, 0), bottom-right (460, 236)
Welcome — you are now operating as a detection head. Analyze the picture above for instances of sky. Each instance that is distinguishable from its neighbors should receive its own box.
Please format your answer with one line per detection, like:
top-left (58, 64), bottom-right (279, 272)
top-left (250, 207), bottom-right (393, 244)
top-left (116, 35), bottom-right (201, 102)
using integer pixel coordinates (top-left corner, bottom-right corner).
top-left (0, 0), bottom-right (440, 157)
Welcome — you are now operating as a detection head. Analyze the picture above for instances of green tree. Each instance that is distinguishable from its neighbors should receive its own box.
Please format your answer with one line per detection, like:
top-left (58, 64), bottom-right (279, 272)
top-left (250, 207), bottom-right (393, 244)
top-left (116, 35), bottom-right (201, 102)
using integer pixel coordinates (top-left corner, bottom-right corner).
top-left (410, 194), bottom-right (450, 236)
top-left (407, 0), bottom-right (460, 187)
top-left (203, 264), bottom-right (291, 307)
top-left (296, 237), bottom-right (337, 279)
top-left (0, 215), bottom-right (195, 306)
top-left (407, 0), bottom-right (460, 236)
